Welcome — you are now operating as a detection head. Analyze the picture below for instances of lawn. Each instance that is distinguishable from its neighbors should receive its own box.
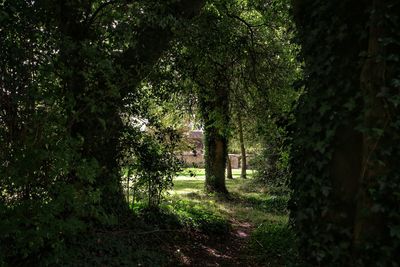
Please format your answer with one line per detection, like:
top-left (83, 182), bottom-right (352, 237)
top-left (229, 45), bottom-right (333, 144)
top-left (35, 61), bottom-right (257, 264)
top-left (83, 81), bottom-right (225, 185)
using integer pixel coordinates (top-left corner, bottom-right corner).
top-left (171, 168), bottom-right (286, 225)
top-left (163, 168), bottom-right (298, 266)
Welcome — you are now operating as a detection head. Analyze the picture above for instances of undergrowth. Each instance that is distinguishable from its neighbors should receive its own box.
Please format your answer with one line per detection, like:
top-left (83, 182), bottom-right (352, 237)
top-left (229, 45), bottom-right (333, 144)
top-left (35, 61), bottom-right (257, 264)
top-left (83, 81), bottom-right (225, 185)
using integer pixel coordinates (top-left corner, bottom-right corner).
top-left (163, 199), bottom-right (231, 234)
top-left (132, 199), bottom-right (230, 235)
top-left (249, 222), bottom-right (299, 266)
top-left (61, 169), bottom-right (298, 266)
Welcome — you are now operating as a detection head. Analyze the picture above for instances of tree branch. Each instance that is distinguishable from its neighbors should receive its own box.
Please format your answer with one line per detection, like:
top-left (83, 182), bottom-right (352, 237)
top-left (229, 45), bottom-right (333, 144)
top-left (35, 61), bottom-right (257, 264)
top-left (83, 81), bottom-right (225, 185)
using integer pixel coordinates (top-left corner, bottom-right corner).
top-left (86, 0), bottom-right (119, 27)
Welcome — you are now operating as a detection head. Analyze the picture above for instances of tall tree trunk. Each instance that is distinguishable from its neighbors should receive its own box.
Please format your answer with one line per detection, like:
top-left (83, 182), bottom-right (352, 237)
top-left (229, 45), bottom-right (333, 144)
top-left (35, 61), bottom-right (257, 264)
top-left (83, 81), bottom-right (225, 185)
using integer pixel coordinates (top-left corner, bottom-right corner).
top-left (201, 85), bottom-right (230, 194)
top-left (203, 122), bottom-right (229, 194)
top-left (237, 112), bottom-right (247, 179)
top-left (353, 0), bottom-right (388, 250)
top-left (292, 0), bottom-right (400, 264)
top-left (293, 1), bottom-right (367, 233)
top-left (291, 0), bottom-right (368, 264)
top-left (226, 156), bottom-right (233, 179)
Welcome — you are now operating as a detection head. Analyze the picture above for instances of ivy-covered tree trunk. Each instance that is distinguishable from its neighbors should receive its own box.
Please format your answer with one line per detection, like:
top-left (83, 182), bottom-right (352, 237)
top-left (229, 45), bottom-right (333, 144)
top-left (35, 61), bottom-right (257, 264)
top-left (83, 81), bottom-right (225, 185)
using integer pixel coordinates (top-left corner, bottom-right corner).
top-left (291, 3), bottom-right (366, 257)
top-left (354, 0), bottom-right (398, 253)
top-left (237, 112), bottom-right (247, 179)
top-left (201, 85), bottom-right (230, 194)
top-left (291, 0), bottom-right (400, 265)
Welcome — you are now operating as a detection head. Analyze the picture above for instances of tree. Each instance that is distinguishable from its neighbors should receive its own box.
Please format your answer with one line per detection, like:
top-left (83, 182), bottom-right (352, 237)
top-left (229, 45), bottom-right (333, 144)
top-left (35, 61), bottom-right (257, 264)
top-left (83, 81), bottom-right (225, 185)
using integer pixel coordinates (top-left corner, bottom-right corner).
top-left (291, 0), bottom-right (400, 265)
top-left (226, 157), bottom-right (233, 179)
top-left (225, 0), bottom-right (299, 185)
top-left (0, 0), bottom-right (205, 263)
top-left (237, 112), bottom-right (247, 179)
top-left (169, 0), bottom-right (297, 193)
top-left (57, 0), bottom-right (206, 214)
top-left (170, 2), bottom-right (242, 194)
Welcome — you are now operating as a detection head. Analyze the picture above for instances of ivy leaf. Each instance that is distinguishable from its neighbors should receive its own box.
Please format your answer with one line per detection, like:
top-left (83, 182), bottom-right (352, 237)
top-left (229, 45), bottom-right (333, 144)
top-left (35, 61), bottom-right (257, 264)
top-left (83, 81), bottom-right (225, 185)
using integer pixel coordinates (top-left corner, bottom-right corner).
top-left (321, 186), bottom-right (330, 197)
top-left (390, 226), bottom-right (400, 238)
top-left (98, 118), bottom-right (107, 130)
top-left (319, 103), bottom-right (330, 115)
top-left (343, 99), bottom-right (356, 111)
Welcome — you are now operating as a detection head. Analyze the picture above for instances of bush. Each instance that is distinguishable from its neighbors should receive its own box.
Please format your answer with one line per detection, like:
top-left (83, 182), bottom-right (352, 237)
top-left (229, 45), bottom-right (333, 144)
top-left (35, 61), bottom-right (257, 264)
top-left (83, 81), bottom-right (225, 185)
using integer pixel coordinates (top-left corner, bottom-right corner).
top-left (251, 116), bottom-right (293, 190)
top-left (122, 126), bottom-right (182, 209)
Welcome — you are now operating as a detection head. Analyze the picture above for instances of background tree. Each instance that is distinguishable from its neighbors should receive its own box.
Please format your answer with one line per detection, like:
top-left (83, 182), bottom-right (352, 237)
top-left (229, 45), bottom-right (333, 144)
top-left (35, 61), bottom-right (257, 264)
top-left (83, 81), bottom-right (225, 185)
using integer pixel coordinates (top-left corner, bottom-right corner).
top-left (225, 0), bottom-right (300, 185)
top-left (168, 0), bottom-right (298, 193)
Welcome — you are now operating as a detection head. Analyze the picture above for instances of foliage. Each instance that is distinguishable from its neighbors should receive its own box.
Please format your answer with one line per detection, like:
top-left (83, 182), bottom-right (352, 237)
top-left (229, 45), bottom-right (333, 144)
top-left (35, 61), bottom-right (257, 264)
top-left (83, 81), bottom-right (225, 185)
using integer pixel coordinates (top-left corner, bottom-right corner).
top-left (122, 124), bottom-right (182, 209)
top-left (158, 0), bottom-right (300, 192)
top-left (244, 194), bottom-right (289, 215)
top-left (290, 0), bottom-right (400, 265)
top-left (0, 0), bottom-right (204, 264)
top-left (252, 123), bottom-right (292, 188)
top-left (60, 229), bottom-right (168, 267)
top-left (217, 0), bottom-right (301, 188)
top-left (0, 1), bottom-right (106, 263)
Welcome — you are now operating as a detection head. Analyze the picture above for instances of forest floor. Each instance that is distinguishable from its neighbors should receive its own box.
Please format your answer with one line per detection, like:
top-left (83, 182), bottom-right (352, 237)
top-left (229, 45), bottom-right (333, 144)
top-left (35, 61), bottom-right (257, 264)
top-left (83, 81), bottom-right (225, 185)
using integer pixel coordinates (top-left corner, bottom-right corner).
top-left (162, 168), bottom-right (298, 267)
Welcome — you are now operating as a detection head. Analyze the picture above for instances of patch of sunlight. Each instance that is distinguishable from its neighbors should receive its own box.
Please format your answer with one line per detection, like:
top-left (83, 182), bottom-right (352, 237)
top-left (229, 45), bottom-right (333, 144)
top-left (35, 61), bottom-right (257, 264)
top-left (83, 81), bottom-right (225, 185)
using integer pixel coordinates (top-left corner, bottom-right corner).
top-left (174, 176), bottom-right (205, 180)
top-left (216, 203), bottom-right (235, 214)
top-left (169, 188), bottom-right (201, 195)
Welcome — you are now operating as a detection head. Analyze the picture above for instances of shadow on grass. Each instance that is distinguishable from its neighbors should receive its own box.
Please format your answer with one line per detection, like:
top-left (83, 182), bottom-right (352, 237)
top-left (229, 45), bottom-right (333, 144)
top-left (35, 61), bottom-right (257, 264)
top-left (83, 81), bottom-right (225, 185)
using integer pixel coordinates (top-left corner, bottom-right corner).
top-left (237, 194), bottom-right (289, 215)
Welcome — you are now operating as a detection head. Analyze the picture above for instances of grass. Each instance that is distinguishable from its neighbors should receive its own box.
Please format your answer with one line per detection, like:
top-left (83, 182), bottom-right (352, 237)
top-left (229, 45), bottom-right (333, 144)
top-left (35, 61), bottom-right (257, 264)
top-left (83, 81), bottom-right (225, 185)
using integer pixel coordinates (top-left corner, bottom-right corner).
top-left (250, 222), bottom-right (298, 266)
top-left (170, 168), bottom-right (285, 225)
top-left (166, 168), bottom-right (298, 266)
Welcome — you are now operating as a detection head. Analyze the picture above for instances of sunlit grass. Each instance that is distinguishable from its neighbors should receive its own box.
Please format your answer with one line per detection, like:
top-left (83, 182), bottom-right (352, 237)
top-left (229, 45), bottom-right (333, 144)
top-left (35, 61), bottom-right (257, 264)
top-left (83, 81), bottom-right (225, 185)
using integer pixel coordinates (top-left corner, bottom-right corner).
top-left (170, 168), bottom-right (287, 225)
top-left (176, 168), bottom-right (256, 179)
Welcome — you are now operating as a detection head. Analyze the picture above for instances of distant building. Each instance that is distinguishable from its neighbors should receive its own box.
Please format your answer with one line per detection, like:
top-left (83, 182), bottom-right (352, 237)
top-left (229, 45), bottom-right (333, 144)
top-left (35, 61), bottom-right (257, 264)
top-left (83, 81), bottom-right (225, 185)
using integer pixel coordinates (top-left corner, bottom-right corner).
top-left (180, 130), bottom-right (244, 169)
top-left (188, 130), bottom-right (203, 155)
top-left (180, 130), bottom-right (204, 168)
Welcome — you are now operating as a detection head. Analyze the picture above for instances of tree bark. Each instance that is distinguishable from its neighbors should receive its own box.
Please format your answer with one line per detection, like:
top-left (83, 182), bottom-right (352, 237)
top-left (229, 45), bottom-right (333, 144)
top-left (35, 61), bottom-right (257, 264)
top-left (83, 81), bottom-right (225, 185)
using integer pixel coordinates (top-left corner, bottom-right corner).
top-left (58, 0), bottom-right (128, 215)
top-left (353, 0), bottom-right (388, 250)
top-left (204, 130), bottom-right (228, 193)
top-left (292, 0), bottom-right (399, 264)
top-left (237, 112), bottom-right (247, 179)
top-left (226, 156), bottom-right (233, 179)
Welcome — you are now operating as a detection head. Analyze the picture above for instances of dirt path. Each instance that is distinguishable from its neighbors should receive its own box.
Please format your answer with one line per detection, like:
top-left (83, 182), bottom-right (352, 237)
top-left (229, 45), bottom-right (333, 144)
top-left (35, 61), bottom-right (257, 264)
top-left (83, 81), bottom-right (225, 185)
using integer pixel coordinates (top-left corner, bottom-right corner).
top-left (168, 219), bottom-right (257, 266)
